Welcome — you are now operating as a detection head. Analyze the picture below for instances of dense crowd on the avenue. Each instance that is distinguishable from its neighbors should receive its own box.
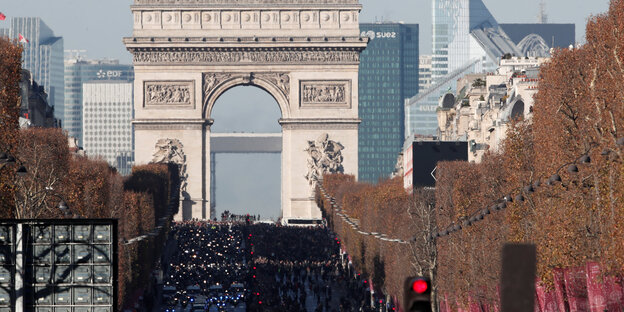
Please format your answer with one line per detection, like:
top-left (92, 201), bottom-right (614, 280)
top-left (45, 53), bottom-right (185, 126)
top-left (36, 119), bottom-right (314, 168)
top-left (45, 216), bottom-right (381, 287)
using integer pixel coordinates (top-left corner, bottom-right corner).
top-left (161, 221), bottom-right (249, 310)
top-left (158, 221), bottom-right (386, 311)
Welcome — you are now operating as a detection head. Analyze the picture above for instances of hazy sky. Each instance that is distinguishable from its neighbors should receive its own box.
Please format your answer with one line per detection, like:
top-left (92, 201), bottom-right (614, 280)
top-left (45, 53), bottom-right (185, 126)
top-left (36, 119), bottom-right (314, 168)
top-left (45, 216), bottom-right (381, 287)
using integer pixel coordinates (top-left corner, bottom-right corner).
top-left (1, 0), bottom-right (611, 219)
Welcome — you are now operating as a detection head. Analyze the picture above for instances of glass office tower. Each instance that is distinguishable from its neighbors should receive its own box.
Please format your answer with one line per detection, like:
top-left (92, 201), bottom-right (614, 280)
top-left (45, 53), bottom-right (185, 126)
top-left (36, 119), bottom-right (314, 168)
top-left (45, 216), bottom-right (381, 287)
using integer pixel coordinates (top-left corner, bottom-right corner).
top-left (431, 0), bottom-right (520, 82)
top-left (65, 53), bottom-right (134, 146)
top-left (405, 0), bottom-right (520, 139)
top-left (358, 23), bottom-right (419, 183)
top-left (1, 17), bottom-right (64, 123)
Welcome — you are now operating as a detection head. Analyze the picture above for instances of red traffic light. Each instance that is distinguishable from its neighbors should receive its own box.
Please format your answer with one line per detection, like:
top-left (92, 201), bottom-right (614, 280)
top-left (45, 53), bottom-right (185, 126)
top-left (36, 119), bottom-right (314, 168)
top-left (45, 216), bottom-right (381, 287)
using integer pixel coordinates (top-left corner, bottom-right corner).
top-left (412, 279), bottom-right (428, 294)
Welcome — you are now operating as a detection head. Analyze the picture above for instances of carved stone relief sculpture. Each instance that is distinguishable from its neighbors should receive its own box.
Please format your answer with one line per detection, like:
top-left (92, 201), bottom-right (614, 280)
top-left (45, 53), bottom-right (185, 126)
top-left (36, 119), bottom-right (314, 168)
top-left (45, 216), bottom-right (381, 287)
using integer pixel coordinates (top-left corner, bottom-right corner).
top-left (300, 80), bottom-right (351, 108)
top-left (145, 81), bottom-right (194, 107)
top-left (133, 50), bottom-right (360, 65)
top-left (203, 72), bottom-right (290, 106)
top-left (304, 133), bottom-right (344, 189)
top-left (151, 138), bottom-right (189, 195)
top-left (135, 0), bottom-right (358, 5)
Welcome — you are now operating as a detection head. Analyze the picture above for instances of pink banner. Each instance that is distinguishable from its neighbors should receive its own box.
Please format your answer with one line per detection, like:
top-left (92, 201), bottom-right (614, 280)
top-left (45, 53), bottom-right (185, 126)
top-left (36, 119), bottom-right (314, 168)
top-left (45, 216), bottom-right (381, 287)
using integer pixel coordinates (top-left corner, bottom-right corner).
top-left (585, 262), bottom-right (624, 311)
top-left (456, 298), bottom-right (468, 312)
top-left (535, 280), bottom-right (560, 312)
top-left (534, 290), bottom-right (542, 312)
top-left (439, 295), bottom-right (450, 312)
top-left (553, 268), bottom-right (570, 311)
top-left (563, 267), bottom-right (589, 311)
top-left (586, 262), bottom-right (607, 312)
top-left (603, 276), bottom-right (624, 310)
top-left (468, 296), bottom-right (481, 312)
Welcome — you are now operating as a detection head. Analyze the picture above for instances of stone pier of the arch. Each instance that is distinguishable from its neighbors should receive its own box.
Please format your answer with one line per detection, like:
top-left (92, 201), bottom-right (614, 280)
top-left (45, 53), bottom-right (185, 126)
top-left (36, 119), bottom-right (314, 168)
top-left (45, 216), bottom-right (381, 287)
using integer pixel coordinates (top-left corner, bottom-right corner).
top-left (124, 0), bottom-right (367, 223)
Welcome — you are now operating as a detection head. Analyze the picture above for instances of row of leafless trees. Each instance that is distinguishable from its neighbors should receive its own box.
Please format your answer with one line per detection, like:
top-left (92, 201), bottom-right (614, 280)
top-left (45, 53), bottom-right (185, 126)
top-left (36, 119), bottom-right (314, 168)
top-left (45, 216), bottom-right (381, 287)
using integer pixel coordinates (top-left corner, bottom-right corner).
top-left (0, 35), bottom-right (179, 309)
top-left (319, 0), bottom-right (624, 310)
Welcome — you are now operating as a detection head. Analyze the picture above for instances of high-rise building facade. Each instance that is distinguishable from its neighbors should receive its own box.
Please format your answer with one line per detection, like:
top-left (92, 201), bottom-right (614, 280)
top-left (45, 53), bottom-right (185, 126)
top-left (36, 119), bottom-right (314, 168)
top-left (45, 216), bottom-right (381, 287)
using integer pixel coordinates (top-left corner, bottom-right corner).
top-left (82, 82), bottom-right (134, 175)
top-left (405, 0), bottom-right (520, 138)
top-left (431, 0), bottom-right (520, 82)
top-left (1, 17), bottom-right (64, 123)
top-left (358, 23), bottom-right (419, 182)
top-left (418, 55), bottom-right (432, 93)
top-left (65, 53), bottom-right (134, 146)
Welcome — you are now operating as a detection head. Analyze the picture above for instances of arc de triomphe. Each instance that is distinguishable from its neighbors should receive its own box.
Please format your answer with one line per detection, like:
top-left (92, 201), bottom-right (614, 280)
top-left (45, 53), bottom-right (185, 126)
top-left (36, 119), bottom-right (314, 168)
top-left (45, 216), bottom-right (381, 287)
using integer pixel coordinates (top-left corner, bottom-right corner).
top-left (124, 0), bottom-right (367, 223)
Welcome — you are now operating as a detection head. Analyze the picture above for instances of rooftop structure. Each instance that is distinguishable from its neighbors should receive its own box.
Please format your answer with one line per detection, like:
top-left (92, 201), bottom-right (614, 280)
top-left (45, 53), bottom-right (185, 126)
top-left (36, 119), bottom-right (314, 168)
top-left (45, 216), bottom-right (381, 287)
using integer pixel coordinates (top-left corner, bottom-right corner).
top-left (437, 56), bottom-right (548, 162)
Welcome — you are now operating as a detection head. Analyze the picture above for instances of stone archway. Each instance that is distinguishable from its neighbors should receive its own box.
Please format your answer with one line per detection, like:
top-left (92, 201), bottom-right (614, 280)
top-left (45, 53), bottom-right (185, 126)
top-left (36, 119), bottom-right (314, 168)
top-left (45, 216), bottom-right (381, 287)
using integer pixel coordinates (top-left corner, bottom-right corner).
top-left (125, 0), bottom-right (367, 223)
top-left (203, 72), bottom-right (291, 119)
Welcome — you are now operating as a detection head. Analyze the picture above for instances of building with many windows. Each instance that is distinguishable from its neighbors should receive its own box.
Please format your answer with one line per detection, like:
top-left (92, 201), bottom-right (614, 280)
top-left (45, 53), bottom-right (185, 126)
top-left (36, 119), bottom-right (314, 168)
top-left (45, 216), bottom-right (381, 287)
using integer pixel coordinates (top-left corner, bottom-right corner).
top-left (65, 52), bottom-right (134, 146)
top-left (358, 22), bottom-right (419, 183)
top-left (431, 0), bottom-right (520, 82)
top-left (405, 0), bottom-right (575, 140)
top-left (82, 81), bottom-right (134, 175)
top-left (19, 70), bottom-right (59, 128)
top-left (418, 55), bottom-right (432, 94)
top-left (437, 57), bottom-right (548, 162)
top-left (1, 17), bottom-right (64, 124)
top-left (405, 0), bottom-right (521, 139)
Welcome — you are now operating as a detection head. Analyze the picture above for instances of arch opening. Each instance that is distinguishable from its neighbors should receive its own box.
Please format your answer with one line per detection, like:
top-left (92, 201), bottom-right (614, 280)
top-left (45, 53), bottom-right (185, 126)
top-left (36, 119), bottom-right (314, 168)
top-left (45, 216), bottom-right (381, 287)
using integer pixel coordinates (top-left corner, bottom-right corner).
top-left (210, 85), bottom-right (282, 221)
top-left (511, 99), bottom-right (525, 120)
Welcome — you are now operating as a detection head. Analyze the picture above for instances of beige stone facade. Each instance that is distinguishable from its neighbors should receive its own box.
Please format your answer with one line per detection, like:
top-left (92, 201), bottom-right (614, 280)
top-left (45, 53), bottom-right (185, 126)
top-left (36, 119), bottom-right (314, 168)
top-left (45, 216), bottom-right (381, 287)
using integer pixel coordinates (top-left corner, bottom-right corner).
top-left (437, 57), bottom-right (548, 162)
top-left (124, 0), bottom-right (367, 222)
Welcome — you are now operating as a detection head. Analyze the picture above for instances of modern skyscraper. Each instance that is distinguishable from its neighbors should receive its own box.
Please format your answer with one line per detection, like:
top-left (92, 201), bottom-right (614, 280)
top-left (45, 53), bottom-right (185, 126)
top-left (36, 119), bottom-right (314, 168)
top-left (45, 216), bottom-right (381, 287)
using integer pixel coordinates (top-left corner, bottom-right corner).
top-left (405, 0), bottom-right (520, 138)
top-left (1, 17), bottom-right (64, 123)
top-left (82, 81), bottom-right (134, 175)
top-left (65, 52), bottom-right (134, 146)
top-left (431, 0), bottom-right (520, 82)
top-left (358, 23), bottom-right (419, 183)
top-left (418, 55), bottom-right (432, 94)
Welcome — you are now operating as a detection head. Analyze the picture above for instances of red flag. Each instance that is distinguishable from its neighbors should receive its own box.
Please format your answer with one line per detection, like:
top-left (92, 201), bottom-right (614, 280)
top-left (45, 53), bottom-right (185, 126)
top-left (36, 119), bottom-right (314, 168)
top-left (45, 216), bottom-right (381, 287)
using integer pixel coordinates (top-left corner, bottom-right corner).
top-left (0, 12), bottom-right (6, 21)
top-left (18, 33), bottom-right (28, 43)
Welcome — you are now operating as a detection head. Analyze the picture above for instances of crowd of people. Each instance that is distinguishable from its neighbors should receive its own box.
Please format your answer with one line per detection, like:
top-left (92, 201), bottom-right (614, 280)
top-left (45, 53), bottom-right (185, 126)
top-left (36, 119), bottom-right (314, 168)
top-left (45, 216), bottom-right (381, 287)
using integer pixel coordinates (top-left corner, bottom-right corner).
top-left (158, 221), bottom-right (388, 311)
top-left (245, 224), bottom-right (380, 311)
top-left (161, 221), bottom-right (249, 310)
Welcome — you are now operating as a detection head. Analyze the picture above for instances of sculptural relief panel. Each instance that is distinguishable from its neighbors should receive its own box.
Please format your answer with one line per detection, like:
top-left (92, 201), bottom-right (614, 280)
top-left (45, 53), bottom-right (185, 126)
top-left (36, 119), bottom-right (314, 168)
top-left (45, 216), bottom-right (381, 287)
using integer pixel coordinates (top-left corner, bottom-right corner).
top-left (132, 50), bottom-right (360, 65)
top-left (135, 9), bottom-right (360, 31)
top-left (241, 11), bottom-right (261, 29)
top-left (304, 133), bottom-right (345, 190)
top-left (280, 11), bottom-right (300, 29)
top-left (144, 81), bottom-right (195, 109)
top-left (319, 11), bottom-right (339, 29)
top-left (339, 10), bottom-right (358, 29)
top-left (142, 11), bottom-right (161, 29)
top-left (134, 0), bottom-right (358, 4)
top-left (300, 11), bottom-right (319, 29)
top-left (221, 11), bottom-right (240, 29)
top-left (260, 11), bottom-right (280, 29)
top-left (182, 11), bottom-right (201, 29)
top-left (162, 11), bottom-right (181, 29)
top-left (201, 11), bottom-right (220, 29)
top-left (300, 80), bottom-right (351, 109)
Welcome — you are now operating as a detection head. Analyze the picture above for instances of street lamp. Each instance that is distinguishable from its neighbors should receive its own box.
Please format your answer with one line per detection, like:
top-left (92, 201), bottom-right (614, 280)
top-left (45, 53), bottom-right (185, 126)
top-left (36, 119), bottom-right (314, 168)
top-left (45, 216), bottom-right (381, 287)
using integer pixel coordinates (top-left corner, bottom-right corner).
top-left (0, 152), bottom-right (16, 170)
top-left (58, 200), bottom-right (71, 217)
top-left (0, 152), bottom-right (28, 176)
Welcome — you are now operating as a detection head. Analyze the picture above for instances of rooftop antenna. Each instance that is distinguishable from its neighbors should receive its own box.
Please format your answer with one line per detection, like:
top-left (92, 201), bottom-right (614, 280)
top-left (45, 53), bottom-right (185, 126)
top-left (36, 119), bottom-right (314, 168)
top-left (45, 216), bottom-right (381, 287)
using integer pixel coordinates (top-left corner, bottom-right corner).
top-left (537, 1), bottom-right (548, 23)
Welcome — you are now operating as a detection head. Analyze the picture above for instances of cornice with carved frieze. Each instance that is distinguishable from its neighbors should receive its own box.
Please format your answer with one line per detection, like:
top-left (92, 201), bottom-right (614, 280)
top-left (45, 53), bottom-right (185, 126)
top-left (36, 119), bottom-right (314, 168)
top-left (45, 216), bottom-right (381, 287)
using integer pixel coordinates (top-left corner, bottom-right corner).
top-left (134, 0), bottom-right (359, 5)
top-left (127, 47), bottom-right (362, 65)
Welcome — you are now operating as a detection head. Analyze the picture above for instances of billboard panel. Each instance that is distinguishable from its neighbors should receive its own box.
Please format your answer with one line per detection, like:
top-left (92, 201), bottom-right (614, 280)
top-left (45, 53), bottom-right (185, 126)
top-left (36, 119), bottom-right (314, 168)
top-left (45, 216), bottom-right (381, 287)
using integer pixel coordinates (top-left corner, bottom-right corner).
top-left (0, 220), bottom-right (117, 312)
top-left (404, 141), bottom-right (468, 188)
